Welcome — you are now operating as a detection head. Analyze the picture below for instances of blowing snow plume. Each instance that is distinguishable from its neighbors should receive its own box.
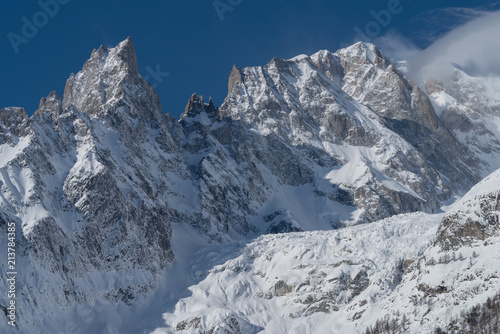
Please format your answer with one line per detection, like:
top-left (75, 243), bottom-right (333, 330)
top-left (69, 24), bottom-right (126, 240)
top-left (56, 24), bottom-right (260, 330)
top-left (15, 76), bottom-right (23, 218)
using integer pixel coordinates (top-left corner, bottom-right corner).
top-left (408, 10), bottom-right (500, 84)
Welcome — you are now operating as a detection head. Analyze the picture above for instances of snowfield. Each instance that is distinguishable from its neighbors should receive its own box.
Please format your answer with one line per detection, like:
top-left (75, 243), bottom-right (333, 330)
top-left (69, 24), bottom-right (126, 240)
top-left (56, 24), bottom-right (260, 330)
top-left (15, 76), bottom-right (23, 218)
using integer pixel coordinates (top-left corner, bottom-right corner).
top-left (152, 212), bottom-right (442, 334)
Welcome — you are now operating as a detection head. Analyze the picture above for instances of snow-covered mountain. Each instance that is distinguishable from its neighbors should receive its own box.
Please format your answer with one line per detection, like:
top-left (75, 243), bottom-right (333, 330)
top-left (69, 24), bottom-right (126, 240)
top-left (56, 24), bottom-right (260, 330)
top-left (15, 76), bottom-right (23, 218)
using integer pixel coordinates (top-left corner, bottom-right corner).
top-left (0, 38), bottom-right (498, 333)
top-left (426, 67), bottom-right (500, 174)
top-left (218, 42), bottom-right (481, 223)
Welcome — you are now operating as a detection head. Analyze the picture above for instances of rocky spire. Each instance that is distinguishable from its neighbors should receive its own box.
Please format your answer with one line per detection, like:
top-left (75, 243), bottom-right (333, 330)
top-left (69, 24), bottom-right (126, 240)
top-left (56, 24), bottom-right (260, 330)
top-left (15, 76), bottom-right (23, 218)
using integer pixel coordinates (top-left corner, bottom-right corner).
top-left (207, 97), bottom-right (217, 115)
top-left (228, 65), bottom-right (244, 94)
top-left (61, 37), bottom-right (159, 118)
top-left (180, 93), bottom-right (218, 121)
top-left (109, 36), bottom-right (139, 76)
top-left (181, 93), bottom-right (205, 119)
top-left (36, 91), bottom-right (62, 120)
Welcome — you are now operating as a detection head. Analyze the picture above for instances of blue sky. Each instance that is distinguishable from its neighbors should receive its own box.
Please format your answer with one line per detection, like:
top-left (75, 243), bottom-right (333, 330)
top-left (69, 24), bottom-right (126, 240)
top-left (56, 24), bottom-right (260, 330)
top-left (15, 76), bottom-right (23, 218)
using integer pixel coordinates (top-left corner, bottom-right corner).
top-left (1, 0), bottom-right (499, 118)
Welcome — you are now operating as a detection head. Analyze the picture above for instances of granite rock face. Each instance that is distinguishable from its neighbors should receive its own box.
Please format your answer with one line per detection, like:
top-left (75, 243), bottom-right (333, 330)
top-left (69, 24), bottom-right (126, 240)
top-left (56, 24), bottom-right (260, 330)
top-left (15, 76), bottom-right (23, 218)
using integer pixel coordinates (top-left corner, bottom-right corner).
top-left (435, 169), bottom-right (500, 251)
top-left (0, 38), bottom-right (187, 332)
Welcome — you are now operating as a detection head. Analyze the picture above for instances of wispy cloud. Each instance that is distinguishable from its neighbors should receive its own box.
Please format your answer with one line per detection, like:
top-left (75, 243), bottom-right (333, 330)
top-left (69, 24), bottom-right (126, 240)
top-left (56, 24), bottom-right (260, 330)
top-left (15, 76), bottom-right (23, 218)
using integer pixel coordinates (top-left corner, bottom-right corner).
top-left (92, 24), bottom-right (113, 48)
top-left (373, 30), bottom-right (421, 60)
top-left (409, 6), bottom-right (493, 44)
top-left (407, 9), bottom-right (500, 83)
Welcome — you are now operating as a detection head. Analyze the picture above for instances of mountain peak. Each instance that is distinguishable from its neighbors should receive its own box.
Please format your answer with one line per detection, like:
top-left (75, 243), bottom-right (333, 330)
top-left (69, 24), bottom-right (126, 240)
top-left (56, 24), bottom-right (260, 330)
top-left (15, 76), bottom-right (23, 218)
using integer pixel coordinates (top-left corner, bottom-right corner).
top-left (62, 37), bottom-right (151, 115)
top-left (335, 41), bottom-right (387, 68)
top-left (90, 44), bottom-right (106, 59)
top-left (180, 93), bottom-right (218, 121)
top-left (110, 36), bottom-right (138, 75)
top-left (228, 65), bottom-right (244, 94)
top-left (344, 41), bottom-right (377, 52)
top-left (36, 91), bottom-right (62, 119)
top-left (88, 36), bottom-right (138, 75)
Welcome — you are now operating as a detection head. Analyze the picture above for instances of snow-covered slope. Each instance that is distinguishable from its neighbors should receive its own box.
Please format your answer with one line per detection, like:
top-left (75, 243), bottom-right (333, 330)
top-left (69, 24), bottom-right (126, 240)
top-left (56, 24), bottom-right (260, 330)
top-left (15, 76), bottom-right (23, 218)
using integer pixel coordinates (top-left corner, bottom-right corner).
top-left (153, 169), bottom-right (500, 334)
top-left (381, 168), bottom-right (500, 333)
top-left (154, 212), bottom-right (442, 334)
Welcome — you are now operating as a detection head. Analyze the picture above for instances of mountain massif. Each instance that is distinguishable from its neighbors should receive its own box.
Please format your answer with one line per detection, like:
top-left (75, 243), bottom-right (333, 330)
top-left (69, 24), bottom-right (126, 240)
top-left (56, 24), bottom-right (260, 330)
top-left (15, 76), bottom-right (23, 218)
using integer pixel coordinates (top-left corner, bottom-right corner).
top-left (0, 38), bottom-right (499, 333)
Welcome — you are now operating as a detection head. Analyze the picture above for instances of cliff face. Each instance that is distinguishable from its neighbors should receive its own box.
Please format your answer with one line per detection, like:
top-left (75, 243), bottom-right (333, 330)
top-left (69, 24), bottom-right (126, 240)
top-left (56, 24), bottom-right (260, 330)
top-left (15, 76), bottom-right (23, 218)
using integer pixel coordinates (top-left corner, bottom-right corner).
top-left (435, 169), bottom-right (500, 251)
top-left (0, 38), bottom-right (187, 332)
